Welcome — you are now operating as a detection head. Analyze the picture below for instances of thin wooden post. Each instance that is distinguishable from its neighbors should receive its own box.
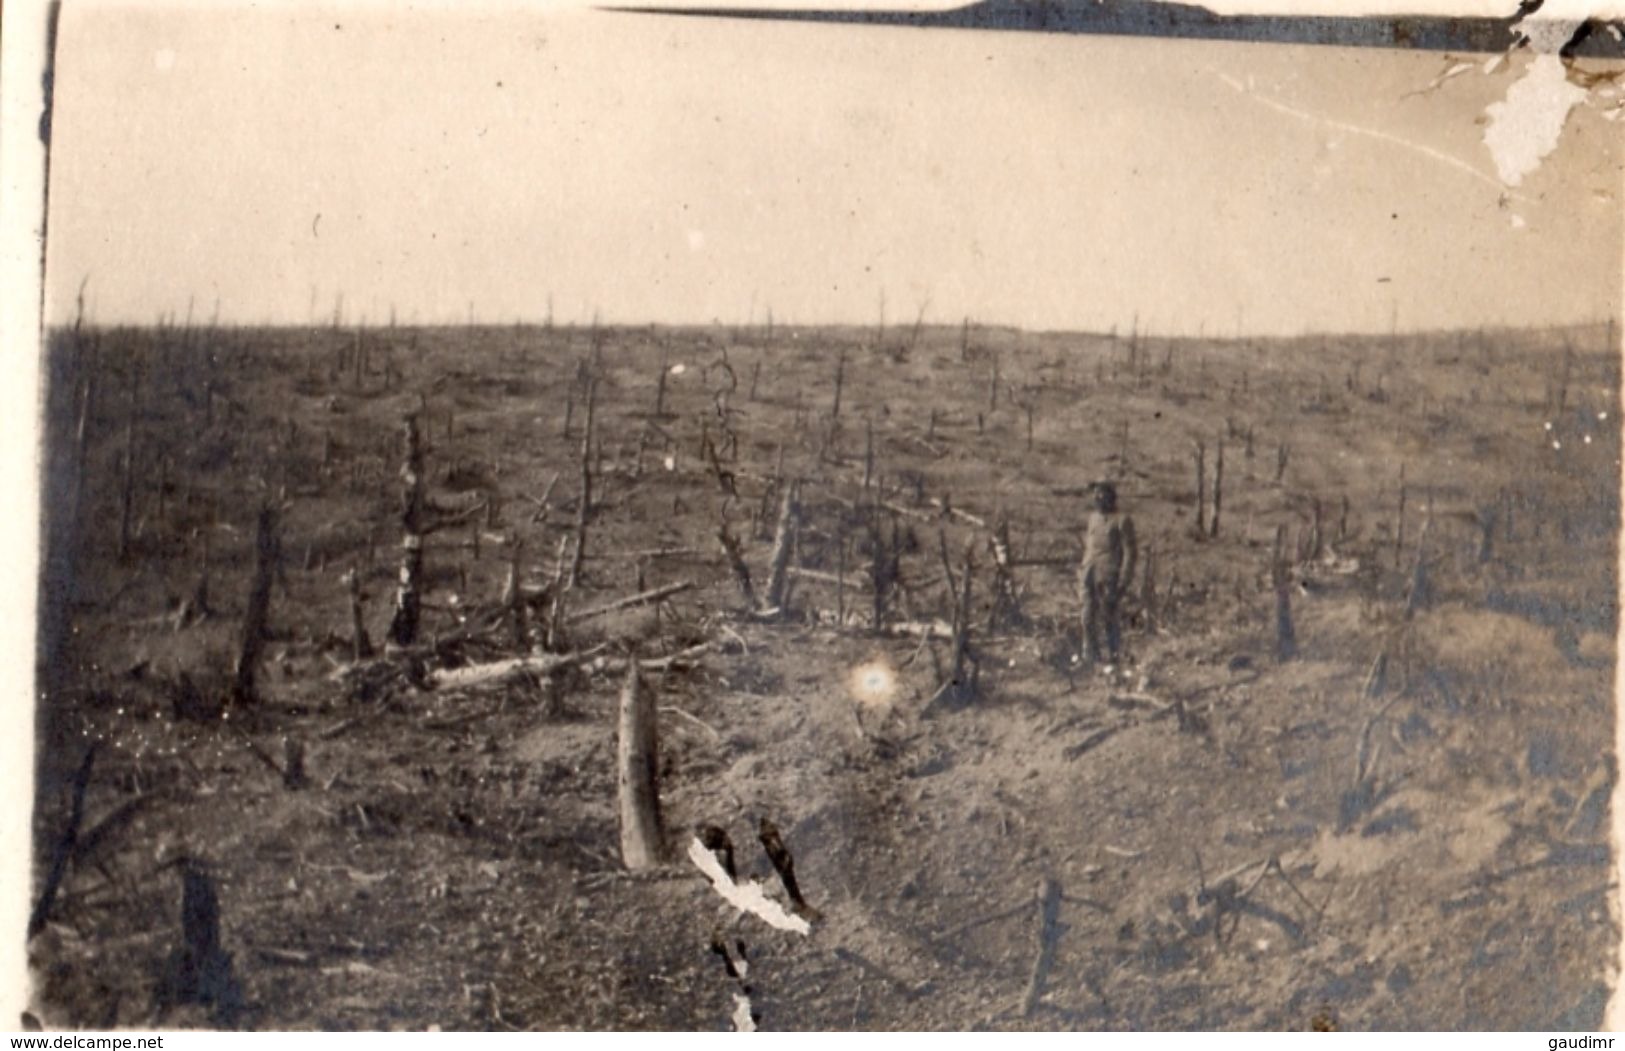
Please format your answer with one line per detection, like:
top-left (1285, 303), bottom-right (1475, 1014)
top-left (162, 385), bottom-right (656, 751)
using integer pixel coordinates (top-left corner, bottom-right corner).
top-left (617, 659), bottom-right (665, 870)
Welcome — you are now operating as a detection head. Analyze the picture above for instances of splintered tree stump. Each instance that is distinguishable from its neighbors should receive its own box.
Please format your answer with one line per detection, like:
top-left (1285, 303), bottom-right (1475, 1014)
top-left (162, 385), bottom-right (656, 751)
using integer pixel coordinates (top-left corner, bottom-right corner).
top-left (1209, 440), bottom-right (1224, 539)
top-left (616, 660), bottom-right (665, 870)
top-left (387, 415), bottom-right (427, 647)
top-left (232, 505), bottom-right (280, 707)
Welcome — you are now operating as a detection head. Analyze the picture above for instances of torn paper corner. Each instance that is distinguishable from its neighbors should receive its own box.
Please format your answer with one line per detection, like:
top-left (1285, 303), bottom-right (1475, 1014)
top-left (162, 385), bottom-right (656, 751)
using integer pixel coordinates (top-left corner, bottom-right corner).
top-left (687, 836), bottom-right (812, 935)
top-left (1482, 54), bottom-right (1589, 187)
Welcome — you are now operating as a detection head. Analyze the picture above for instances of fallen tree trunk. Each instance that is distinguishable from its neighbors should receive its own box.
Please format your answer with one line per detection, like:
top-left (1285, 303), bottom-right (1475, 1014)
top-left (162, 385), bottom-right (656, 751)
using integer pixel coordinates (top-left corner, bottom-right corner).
top-left (427, 641), bottom-right (711, 691)
top-left (617, 659), bottom-right (665, 870)
top-left (565, 580), bottom-right (693, 624)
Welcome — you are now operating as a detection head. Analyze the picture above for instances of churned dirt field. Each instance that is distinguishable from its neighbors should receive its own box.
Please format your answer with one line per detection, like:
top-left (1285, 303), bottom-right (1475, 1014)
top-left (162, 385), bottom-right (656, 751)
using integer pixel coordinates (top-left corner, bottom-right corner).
top-left (26, 319), bottom-right (1619, 1030)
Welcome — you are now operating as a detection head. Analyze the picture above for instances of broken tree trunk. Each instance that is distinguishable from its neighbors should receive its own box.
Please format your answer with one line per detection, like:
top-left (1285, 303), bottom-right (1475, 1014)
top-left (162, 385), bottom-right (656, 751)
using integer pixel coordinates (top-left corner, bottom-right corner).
top-left (931, 536), bottom-right (979, 710)
top-left (156, 860), bottom-right (240, 1022)
top-left (617, 658), bottom-right (665, 870)
top-left (504, 539), bottom-right (528, 649)
top-left (832, 348), bottom-right (846, 419)
top-left (762, 480), bottom-right (802, 614)
top-left (1394, 467), bottom-right (1407, 570)
top-left (654, 347), bottom-right (669, 418)
top-left (232, 505), bottom-right (280, 706)
top-left (987, 517), bottom-right (1023, 632)
top-left (282, 738), bottom-right (308, 790)
top-left (1475, 502), bottom-right (1498, 565)
top-left (1272, 524), bottom-right (1296, 662)
top-left (1404, 513), bottom-right (1433, 618)
top-left (1021, 877), bottom-right (1063, 1018)
top-left (345, 568), bottom-right (373, 661)
top-left (1193, 440), bottom-right (1206, 537)
top-left (118, 393), bottom-right (137, 563)
top-left (1140, 544), bottom-right (1157, 633)
top-left (386, 415), bottom-right (427, 647)
top-left (717, 523), bottom-right (760, 612)
top-left (568, 378), bottom-right (597, 590)
top-left (28, 744), bottom-right (97, 939)
top-left (1209, 440), bottom-right (1224, 539)
top-left (566, 580), bottom-right (693, 624)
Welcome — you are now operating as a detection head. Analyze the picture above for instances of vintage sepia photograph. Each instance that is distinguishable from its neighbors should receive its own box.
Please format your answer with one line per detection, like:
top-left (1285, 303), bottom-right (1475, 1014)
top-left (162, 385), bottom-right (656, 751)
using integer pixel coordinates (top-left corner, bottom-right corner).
top-left (18, 0), bottom-right (1625, 1031)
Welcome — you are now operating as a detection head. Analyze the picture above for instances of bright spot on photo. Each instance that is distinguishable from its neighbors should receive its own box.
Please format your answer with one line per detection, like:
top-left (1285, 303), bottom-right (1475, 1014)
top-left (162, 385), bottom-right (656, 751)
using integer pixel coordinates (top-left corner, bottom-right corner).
top-left (848, 658), bottom-right (899, 708)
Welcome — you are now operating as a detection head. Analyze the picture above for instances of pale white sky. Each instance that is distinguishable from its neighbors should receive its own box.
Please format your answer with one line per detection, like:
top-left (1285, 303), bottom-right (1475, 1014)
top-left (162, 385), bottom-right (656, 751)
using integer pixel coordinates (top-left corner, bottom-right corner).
top-left (41, 1), bottom-right (1624, 335)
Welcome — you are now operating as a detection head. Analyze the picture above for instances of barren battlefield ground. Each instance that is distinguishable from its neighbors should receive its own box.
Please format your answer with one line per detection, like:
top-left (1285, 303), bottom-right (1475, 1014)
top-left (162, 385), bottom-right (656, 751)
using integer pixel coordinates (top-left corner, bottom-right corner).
top-left (26, 319), bottom-right (1622, 1030)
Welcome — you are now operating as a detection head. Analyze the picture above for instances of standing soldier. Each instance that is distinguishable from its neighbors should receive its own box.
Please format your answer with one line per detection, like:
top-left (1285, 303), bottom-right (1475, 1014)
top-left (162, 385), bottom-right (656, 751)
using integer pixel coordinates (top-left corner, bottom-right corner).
top-left (1080, 482), bottom-right (1138, 675)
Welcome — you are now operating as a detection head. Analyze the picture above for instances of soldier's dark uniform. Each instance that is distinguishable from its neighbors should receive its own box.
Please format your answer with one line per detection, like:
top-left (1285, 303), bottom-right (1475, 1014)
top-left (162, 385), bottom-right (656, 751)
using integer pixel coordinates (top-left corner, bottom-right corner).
top-left (1079, 483), bottom-right (1137, 668)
